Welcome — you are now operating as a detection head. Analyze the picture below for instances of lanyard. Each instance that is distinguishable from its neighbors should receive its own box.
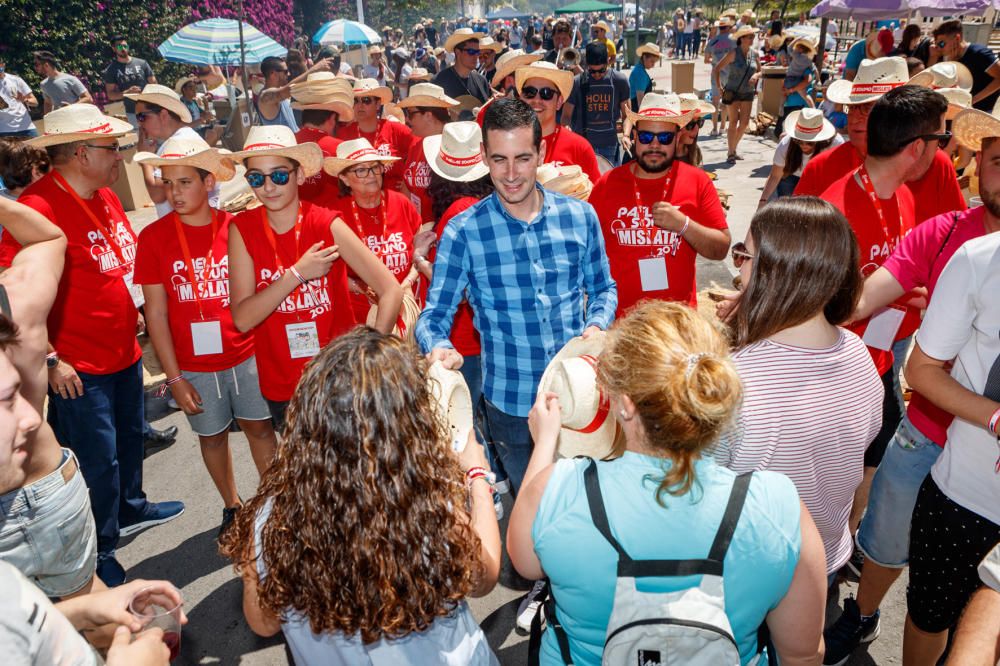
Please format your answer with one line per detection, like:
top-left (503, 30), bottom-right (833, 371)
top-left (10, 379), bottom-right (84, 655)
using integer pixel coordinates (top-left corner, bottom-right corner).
top-left (632, 161), bottom-right (678, 212)
top-left (856, 165), bottom-right (901, 250)
top-left (350, 196), bottom-right (387, 242)
top-left (51, 170), bottom-right (129, 268)
top-left (260, 204), bottom-right (304, 273)
top-left (173, 210), bottom-right (219, 321)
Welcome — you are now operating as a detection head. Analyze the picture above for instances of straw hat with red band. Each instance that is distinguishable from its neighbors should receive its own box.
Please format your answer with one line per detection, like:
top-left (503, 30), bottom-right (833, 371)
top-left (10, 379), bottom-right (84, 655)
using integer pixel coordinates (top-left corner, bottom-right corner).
top-left (423, 121), bottom-right (489, 182)
top-left (396, 83), bottom-right (459, 109)
top-left (625, 92), bottom-right (699, 130)
top-left (229, 125), bottom-right (324, 178)
top-left (28, 104), bottom-right (135, 148)
top-left (351, 78), bottom-right (393, 105)
top-left (826, 56), bottom-right (909, 105)
top-left (537, 333), bottom-right (618, 460)
top-left (908, 61), bottom-right (973, 92)
top-left (124, 83), bottom-right (193, 124)
top-left (515, 60), bottom-right (574, 101)
top-left (427, 360), bottom-right (475, 453)
top-left (134, 135), bottom-right (236, 181)
top-left (782, 108), bottom-right (837, 143)
top-left (492, 49), bottom-right (544, 89)
top-left (323, 137), bottom-right (401, 176)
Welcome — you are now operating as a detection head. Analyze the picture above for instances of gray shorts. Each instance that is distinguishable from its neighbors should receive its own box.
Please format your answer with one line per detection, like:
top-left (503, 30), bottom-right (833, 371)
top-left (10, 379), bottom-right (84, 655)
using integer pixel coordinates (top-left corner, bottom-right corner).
top-left (0, 449), bottom-right (97, 597)
top-left (185, 355), bottom-right (271, 437)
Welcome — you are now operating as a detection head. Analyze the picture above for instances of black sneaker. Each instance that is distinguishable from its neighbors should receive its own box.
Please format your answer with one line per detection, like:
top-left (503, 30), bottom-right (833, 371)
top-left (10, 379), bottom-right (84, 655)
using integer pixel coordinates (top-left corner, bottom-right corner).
top-left (219, 505), bottom-right (240, 538)
top-left (823, 596), bottom-right (880, 665)
top-left (845, 545), bottom-right (864, 579)
top-left (96, 555), bottom-right (127, 587)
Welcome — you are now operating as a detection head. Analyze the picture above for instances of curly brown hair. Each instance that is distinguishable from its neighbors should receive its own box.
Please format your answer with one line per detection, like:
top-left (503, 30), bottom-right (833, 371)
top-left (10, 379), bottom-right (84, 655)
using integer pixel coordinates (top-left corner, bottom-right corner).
top-left (219, 327), bottom-right (483, 642)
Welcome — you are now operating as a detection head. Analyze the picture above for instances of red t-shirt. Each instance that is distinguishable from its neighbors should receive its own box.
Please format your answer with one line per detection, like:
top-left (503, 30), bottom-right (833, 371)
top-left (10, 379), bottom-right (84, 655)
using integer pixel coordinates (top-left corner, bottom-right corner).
top-left (11, 173), bottom-right (141, 374)
top-left (402, 137), bottom-right (436, 224)
top-left (295, 126), bottom-right (343, 204)
top-left (822, 171), bottom-right (918, 375)
top-left (133, 211), bottom-right (254, 373)
top-left (231, 202), bottom-right (355, 401)
top-left (591, 161), bottom-right (728, 315)
top-left (543, 126), bottom-right (602, 186)
top-left (337, 120), bottom-right (414, 192)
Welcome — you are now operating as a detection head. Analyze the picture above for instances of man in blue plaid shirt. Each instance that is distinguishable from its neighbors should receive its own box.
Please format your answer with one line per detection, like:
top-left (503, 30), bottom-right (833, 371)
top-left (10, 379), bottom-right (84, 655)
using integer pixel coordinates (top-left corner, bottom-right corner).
top-left (416, 98), bottom-right (617, 495)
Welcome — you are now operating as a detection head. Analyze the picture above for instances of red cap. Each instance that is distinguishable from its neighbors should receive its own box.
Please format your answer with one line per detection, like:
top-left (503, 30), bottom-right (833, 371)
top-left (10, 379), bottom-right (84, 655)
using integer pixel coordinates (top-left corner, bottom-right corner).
top-left (877, 28), bottom-right (894, 57)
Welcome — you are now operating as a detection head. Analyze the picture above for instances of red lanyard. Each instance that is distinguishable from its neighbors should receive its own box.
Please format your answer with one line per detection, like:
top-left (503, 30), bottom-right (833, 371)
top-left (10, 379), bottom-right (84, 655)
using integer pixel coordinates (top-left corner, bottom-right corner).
top-left (51, 170), bottom-right (129, 268)
top-left (350, 196), bottom-right (387, 243)
top-left (260, 204), bottom-right (304, 273)
top-left (632, 161), bottom-right (677, 211)
top-left (173, 210), bottom-right (219, 321)
top-left (856, 165), bottom-right (901, 250)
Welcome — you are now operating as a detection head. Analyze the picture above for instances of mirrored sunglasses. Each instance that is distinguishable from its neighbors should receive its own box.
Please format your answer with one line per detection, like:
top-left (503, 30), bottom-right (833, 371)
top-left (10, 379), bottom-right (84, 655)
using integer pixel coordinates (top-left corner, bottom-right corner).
top-left (245, 169), bottom-right (292, 188)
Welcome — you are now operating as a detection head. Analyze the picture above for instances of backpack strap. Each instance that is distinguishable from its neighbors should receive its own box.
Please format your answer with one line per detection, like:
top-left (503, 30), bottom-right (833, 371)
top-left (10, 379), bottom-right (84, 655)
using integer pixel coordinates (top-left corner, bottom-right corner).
top-left (707, 472), bottom-right (753, 564)
top-left (527, 580), bottom-right (576, 665)
top-left (584, 458), bottom-right (630, 560)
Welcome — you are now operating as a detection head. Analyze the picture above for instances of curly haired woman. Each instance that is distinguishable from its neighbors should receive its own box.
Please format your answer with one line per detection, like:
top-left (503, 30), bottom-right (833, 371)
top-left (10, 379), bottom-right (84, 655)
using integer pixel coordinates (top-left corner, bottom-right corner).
top-left (220, 327), bottom-right (501, 664)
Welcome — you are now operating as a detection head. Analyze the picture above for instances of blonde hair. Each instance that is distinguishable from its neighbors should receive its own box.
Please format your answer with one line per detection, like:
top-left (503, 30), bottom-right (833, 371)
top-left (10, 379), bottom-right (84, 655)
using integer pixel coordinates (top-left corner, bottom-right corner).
top-left (597, 301), bottom-right (742, 501)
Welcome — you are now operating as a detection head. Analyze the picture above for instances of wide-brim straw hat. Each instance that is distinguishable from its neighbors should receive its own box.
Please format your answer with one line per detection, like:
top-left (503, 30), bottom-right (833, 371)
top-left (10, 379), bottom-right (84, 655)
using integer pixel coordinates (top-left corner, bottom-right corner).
top-left (28, 104), bottom-right (134, 148)
top-left (323, 137), bottom-right (401, 176)
top-left (939, 87), bottom-right (973, 121)
top-left (229, 126), bottom-right (324, 178)
top-left (952, 101), bottom-right (1000, 151)
top-left (715, 17), bottom-right (734, 28)
top-left (368, 45), bottom-right (384, 55)
top-left (174, 76), bottom-right (199, 95)
top-left (445, 28), bottom-right (481, 52)
top-left (427, 360), bottom-right (475, 453)
top-left (423, 120), bottom-right (489, 182)
top-left (396, 83), bottom-right (459, 109)
top-left (352, 78), bottom-right (393, 105)
top-left (537, 333), bottom-right (618, 460)
top-left (636, 42), bottom-right (663, 59)
top-left (134, 135), bottom-right (236, 181)
top-left (515, 61), bottom-right (574, 101)
top-left (366, 290), bottom-right (420, 342)
top-left (730, 26), bottom-right (756, 42)
top-left (768, 34), bottom-right (786, 51)
top-left (908, 61), bottom-right (974, 92)
top-left (290, 72), bottom-right (353, 99)
top-left (382, 102), bottom-right (405, 123)
top-left (290, 93), bottom-right (355, 122)
top-left (537, 163), bottom-right (593, 201)
top-left (678, 92), bottom-right (716, 116)
top-left (593, 20), bottom-right (611, 32)
top-left (492, 49), bottom-right (543, 88)
top-left (625, 92), bottom-right (698, 129)
top-left (783, 108), bottom-right (836, 142)
top-left (790, 36), bottom-right (817, 55)
top-left (451, 95), bottom-right (482, 121)
top-left (478, 37), bottom-right (503, 53)
top-left (826, 56), bottom-right (908, 105)
top-left (124, 83), bottom-right (193, 124)
top-left (409, 67), bottom-right (432, 82)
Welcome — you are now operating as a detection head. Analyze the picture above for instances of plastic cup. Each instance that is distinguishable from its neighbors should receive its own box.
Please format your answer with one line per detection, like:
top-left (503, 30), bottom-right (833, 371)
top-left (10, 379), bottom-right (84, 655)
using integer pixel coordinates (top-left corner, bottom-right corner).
top-left (128, 586), bottom-right (183, 661)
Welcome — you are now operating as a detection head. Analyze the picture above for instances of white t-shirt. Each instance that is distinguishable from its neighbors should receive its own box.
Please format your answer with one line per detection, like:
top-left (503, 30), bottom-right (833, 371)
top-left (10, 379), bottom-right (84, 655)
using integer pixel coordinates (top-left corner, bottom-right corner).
top-left (772, 132), bottom-right (845, 177)
top-left (362, 63), bottom-right (390, 86)
top-left (0, 74), bottom-right (36, 134)
top-left (919, 233), bottom-right (1000, 525)
top-left (153, 125), bottom-right (221, 217)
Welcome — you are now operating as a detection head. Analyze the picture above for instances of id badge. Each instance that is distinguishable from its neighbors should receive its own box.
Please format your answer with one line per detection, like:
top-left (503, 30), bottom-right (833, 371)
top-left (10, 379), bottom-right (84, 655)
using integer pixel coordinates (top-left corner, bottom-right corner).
top-left (123, 271), bottom-right (145, 308)
top-left (638, 257), bottom-right (669, 292)
top-left (409, 192), bottom-right (422, 216)
top-left (191, 320), bottom-right (223, 356)
top-left (862, 306), bottom-right (906, 351)
top-left (286, 321), bottom-right (321, 359)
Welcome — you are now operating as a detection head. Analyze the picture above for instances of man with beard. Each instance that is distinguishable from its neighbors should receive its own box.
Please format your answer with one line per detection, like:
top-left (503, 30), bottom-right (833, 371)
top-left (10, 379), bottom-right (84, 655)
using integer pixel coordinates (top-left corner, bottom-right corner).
top-left (590, 93), bottom-right (729, 316)
top-left (416, 97), bottom-right (617, 497)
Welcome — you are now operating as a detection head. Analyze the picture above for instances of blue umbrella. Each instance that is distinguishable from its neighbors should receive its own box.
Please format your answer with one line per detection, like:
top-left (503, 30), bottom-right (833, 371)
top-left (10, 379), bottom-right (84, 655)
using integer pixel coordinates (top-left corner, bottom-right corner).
top-left (312, 19), bottom-right (382, 46)
top-left (158, 18), bottom-right (287, 66)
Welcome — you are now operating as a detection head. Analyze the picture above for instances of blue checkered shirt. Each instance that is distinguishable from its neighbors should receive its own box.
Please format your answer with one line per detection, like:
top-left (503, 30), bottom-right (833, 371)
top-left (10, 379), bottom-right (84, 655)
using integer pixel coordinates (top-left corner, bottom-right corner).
top-left (416, 186), bottom-right (617, 417)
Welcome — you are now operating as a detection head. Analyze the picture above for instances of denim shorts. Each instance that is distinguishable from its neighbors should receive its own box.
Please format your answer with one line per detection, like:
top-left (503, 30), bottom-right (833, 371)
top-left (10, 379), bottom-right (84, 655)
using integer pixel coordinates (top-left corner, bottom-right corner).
top-left (857, 416), bottom-right (942, 568)
top-left (184, 355), bottom-right (271, 437)
top-left (0, 449), bottom-right (97, 596)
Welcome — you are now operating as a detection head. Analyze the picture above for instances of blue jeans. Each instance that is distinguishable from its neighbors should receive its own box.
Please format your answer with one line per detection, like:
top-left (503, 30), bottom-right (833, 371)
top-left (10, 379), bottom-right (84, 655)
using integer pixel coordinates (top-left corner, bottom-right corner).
top-left (477, 397), bottom-right (533, 496)
top-left (47, 360), bottom-right (147, 559)
top-left (461, 355), bottom-right (506, 484)
top-left (691, 31), bottom-right (702, 57)
top-left (594, 142), bottom-right (622, 168)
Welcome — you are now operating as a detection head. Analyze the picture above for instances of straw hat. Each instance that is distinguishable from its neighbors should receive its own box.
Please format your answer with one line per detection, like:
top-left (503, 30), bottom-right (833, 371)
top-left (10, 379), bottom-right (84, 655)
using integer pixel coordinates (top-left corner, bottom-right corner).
top-left (790, 36), bottom-right (817, 55)
top-left (939, 88), bottom-right (973, 121)
top-left (478, 36), bottom-right (503, 53)
top-left (396, 83), bottom-right (459, 109)
top-left (352, 78), bottom-right (393, 105)
top-left (445, 28), bottom-right (481, 52)
top-left (368, 45), bottom-right (384, 55)
top-left (124, 83), bottom-right (193, 123)
top-left (730, 25), bottom-right (756, 42)
top-left (423, 121), bottom-right (489, 182)
top-left (678, 92), bottom-right (715, 116)
top-left (715, 16), bottom-right (734, 28)
top-left (492, 49), bottom-right (543, 88)
top-left (291, 92), bottom-right (355, 121)
top-left (451, 95), bottom-right (481, 121)
top-left (908, 61), bottom-right (973, 92)
top-left (28, 104), bottom-right (134, 148)
top-left (382, 102), bottom-right (405, 123)
top-left (537, 163), bottom-right (593, 201)
top-left (366, 290), bottom-right (421, 342)
top-left (636, 42), bottom-right (664, 59)
top-left (826, 57), bottom-right (909, 105)
top-left (134, 135), bottom-right (236, 181)
top-left (434, 47), bottom-right (446, 57)
top-left (323, 137), bottom-right (401, 176)
top-left (767, 33), bottom-right (786, 51)
top-left (229, 126), bottom-right (324, 178)
top-left (291, 74), bottom-right (355, 120)
top-left (593, 20), bottom-right (611, 32)
top-left (174, 76), bottom-right (199, 95)
top-left (537, 333), bottom-right (618, 460)
top-left (427, 361), bottom-right (475, 453)
top-left (783, 108), bottom-right (836, 142)
top-left (952, 100), bottom-right (1000, 151)
top-left (625, 92), bottom-right (698, 129)
top-left (515, 61), bottom-right (573, 101)
top-left (409, 67), bottom-right (432, 82)
top-left (722, 7), bottom-right (739, 18)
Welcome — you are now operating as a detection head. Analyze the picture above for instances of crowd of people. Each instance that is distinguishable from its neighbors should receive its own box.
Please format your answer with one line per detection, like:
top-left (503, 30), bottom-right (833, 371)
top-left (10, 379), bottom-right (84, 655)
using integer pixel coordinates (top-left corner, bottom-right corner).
top-left (1, 7), bottom-right (1000, 666)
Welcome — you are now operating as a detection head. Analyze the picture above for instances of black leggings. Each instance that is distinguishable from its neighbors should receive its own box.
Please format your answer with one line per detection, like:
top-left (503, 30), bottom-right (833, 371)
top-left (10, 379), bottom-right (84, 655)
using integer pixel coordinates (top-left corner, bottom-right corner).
top-left (864, 369), bottom-right (902, 468)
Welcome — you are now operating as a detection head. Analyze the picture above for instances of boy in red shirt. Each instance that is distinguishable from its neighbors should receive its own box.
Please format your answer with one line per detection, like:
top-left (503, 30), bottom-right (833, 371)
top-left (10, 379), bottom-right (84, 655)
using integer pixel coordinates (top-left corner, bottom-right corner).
top-left (397, 82), bottom-right (459, 224)
top-left (133, 136), bottom-right (278, 535)
top-left (291, 74), bottom-right (354, 203)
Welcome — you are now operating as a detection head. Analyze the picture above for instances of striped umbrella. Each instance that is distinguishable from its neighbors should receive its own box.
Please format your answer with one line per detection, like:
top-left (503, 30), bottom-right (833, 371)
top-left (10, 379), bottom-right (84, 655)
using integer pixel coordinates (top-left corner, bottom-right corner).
top-left (312, 19), bottom-right (382, 46)
top-left (158, 18), bottom-right (287, 66)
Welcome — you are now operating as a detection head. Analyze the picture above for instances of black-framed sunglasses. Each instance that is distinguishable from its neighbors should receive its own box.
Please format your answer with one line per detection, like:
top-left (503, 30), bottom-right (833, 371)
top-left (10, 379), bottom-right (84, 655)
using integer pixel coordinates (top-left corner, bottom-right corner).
top-left (346, 164), bottom-right (385, 178)
top-left (901, 131), bottom-right (952, 150)
top-left (245, 169), bottom-right (292, 188)
top-left (520, 85), bottom-right (558, 101)
top-left (636, 130), bottom-right (676, 145)
top-left (82, 143), bottom-right (123, 153)
top-left (588, 66), bottom-right (608, 77)
top-left (683, 118), bottom-right (707, 131)
top-left (135, 110), bottom-right (160, 122)
top-left (731, 242), bottom-right (754, 268)
top-left (355, 96), bottom-right (380, 106)
top-left (459, 47), bottom-right (481, 56)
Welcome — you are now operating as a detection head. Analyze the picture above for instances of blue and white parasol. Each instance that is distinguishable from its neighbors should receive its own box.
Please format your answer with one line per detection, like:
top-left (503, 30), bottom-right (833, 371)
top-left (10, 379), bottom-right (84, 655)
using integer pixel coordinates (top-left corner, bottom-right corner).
top-left (312, 19), bottom-right (383, 46)
top-left (158, 18), bottom-right (287, 66)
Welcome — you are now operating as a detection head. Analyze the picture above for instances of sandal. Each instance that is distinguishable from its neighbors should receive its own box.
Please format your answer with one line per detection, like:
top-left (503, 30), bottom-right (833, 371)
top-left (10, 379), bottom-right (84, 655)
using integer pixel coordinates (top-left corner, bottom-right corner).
top-left (726, 153), bottom-right (737, 164)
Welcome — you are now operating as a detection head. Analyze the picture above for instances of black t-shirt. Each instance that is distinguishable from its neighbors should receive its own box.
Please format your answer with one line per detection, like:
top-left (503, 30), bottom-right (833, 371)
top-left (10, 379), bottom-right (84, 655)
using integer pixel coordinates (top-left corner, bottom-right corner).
top-left (425, 25), bottom-right (438, 48)
top-left (961, 43), bottom-right (1000, 111)
top-left (431, 66), bottom-right (492, 104)
top-left (102, 57), bottom-right (154, 113)
top-left (568, 70), bottom-right (630, 147)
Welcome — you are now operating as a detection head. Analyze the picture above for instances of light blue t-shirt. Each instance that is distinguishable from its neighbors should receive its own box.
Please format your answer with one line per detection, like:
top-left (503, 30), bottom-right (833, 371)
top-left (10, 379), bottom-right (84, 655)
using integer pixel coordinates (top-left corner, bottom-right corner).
top-left (628, 65), bottom-right (652, 101)
top-left (532, 453), bottom-right (801, 666)
top-left (843, 39), bottom-right (868, 75)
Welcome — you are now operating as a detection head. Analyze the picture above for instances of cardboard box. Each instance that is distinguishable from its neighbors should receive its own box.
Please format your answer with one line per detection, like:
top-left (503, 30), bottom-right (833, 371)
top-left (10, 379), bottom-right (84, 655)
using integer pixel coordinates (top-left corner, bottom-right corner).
top-left (219, 97), bottom-right (252, 152)
top-left (760, 66), bottom-right (788, 118)
top-left (112, 139), bottom-right (153, 212)
top-left (671, 62), bottom-right (694, 94)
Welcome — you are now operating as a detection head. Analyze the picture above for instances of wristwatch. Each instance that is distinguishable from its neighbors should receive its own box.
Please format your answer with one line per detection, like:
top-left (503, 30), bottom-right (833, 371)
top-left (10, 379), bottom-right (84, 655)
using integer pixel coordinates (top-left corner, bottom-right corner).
top-left (46, 352), bottom-right (59, 369)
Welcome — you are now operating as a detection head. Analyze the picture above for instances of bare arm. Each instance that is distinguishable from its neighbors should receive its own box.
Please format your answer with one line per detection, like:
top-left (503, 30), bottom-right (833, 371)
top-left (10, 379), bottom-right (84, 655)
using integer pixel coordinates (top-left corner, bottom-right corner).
top-left (43, 96), bottom-right (52, 114)
top-left (141, 284), bottom-right (205, 415)
top-left (77, 89), bottom-right (94, 105)
top-left (2, 197), bottom-right (66, 297)
top-left (906, 342), bottom-right (999, 430)
top-left (759, 164), bottom-right (784, 207)
top-left (139, 163), bottom-right (166, 205)
top-left (972, 61), bottom-right (1000, 106)
top-left (946, 587), bottom-right (1000, 665)
top-left (330, 218), bottom-right (403, 335)
top-left (240, 543), bottom-right (282, 637)
top-left (851, 266), bottom-right (906, 323)
top-left (104, 81), bottom-right (123, 102)
top-left (457, 432), bottom-right (501, 597)
top-left (255, 87), bottom-right (290, 122)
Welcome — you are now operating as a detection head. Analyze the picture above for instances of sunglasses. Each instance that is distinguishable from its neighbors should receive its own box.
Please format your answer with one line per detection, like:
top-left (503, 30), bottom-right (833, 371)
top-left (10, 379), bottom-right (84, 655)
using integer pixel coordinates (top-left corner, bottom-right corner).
top-left (355, 96), bottom-right (380, 106)
top-left (902, 131), bottom-right (952, 150)
top-left (588, 66), bottom-right (608, 77)
top-left (346, 164), bottom-right (385, 178)
top-left (731, 242), bottom-right (754, 268)
top-left (114, 43), bottom-right (129, 50)
top-left (82, 143), bottom-right (123, 153)
top-left (245, 170), bottom-right (292, 188)
top-left (936, 40), bottom-right (947, 48)
top-left (636, 130), bottom-right (676, 145)
top-left (683, 118), bottom-right (707, 131)
top-left (459, 48), bottom-right (481, 56)
top-left (135, 110), bottom-right (160, 122)
top-left (521, 85), bottom-right (558, 101)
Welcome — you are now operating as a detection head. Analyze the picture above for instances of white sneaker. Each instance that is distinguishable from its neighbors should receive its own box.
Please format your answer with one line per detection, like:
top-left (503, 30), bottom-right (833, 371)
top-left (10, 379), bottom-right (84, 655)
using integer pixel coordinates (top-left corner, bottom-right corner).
top-left (493, 490), bottom-right (504, 521)
top-left (515, 580), bottom-right (548, 634)
top-left (495, 478), bottom-right (511, 495)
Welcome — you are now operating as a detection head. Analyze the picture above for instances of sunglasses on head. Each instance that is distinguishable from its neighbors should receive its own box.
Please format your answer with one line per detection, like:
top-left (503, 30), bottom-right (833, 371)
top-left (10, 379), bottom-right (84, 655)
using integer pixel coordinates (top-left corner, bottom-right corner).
top-left (245, 169), bottom-right (292, 188)
top-left (683, 118), bottom-right (706, 131)
top-left (356, 96), bottom-right (380, 106)
top-left (731, 242), bottom-right (754, 268)
top-left (460, 47), bottom-right (481, 56)
top-left (636, 130), bottom-right (676, 145)
top-left (521, 85), bottom-right (558, 101)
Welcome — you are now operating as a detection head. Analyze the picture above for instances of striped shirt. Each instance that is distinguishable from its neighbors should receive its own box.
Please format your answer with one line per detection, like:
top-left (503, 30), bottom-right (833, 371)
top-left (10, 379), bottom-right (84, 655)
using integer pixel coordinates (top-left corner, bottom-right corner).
top-left (415, 186), bottom-right (617, 416)
top-left (714, 329), bottom-right (883, 573)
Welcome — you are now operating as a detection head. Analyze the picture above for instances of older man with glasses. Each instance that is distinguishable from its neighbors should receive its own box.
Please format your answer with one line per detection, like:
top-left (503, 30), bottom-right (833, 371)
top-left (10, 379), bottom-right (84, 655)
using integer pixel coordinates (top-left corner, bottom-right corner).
top-left (561, 41), bottom-right (631, 167)
top-left (431, 28), bottom-right (492, 104)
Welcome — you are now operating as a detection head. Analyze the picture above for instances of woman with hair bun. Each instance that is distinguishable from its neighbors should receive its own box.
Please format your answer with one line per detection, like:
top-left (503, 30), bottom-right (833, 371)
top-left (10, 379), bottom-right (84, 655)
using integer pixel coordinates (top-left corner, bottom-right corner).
top-left (220, 327), bottom-right (501, 665)
top-left (508, 299), bottom-right (827, 665)
top-left (717, 196), bottom-right (883, 585)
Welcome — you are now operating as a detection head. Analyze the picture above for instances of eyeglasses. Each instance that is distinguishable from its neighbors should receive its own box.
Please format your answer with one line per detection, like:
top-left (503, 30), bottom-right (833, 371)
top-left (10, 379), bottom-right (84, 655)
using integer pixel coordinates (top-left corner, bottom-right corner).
top-left (588, 66), bottom-right (608, 77)
top-left (521, 85), bottom-right (558, 101)
top-left (135, 111), bottom-right (159, 122)
top-left (636, 130), bottom-right (676, 145)
top-left (245, 170), bottom-right (292, 188)
top-left (459, 48), bottom-right (481, 56)
top-left (901, 131), bottom-right (952, 150)
top-left (731, 242), bottom-right (755, 268)
top-left (355, 96), bottom-right (380, 106)
top-left (403, 108), bottom-right (428, 118)
top-left (683, 118), bottom-right (706, 131)
top-left (82, 143), bottom-right (122, 153)
top-left (346, 164), bottom-right (385, 178)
